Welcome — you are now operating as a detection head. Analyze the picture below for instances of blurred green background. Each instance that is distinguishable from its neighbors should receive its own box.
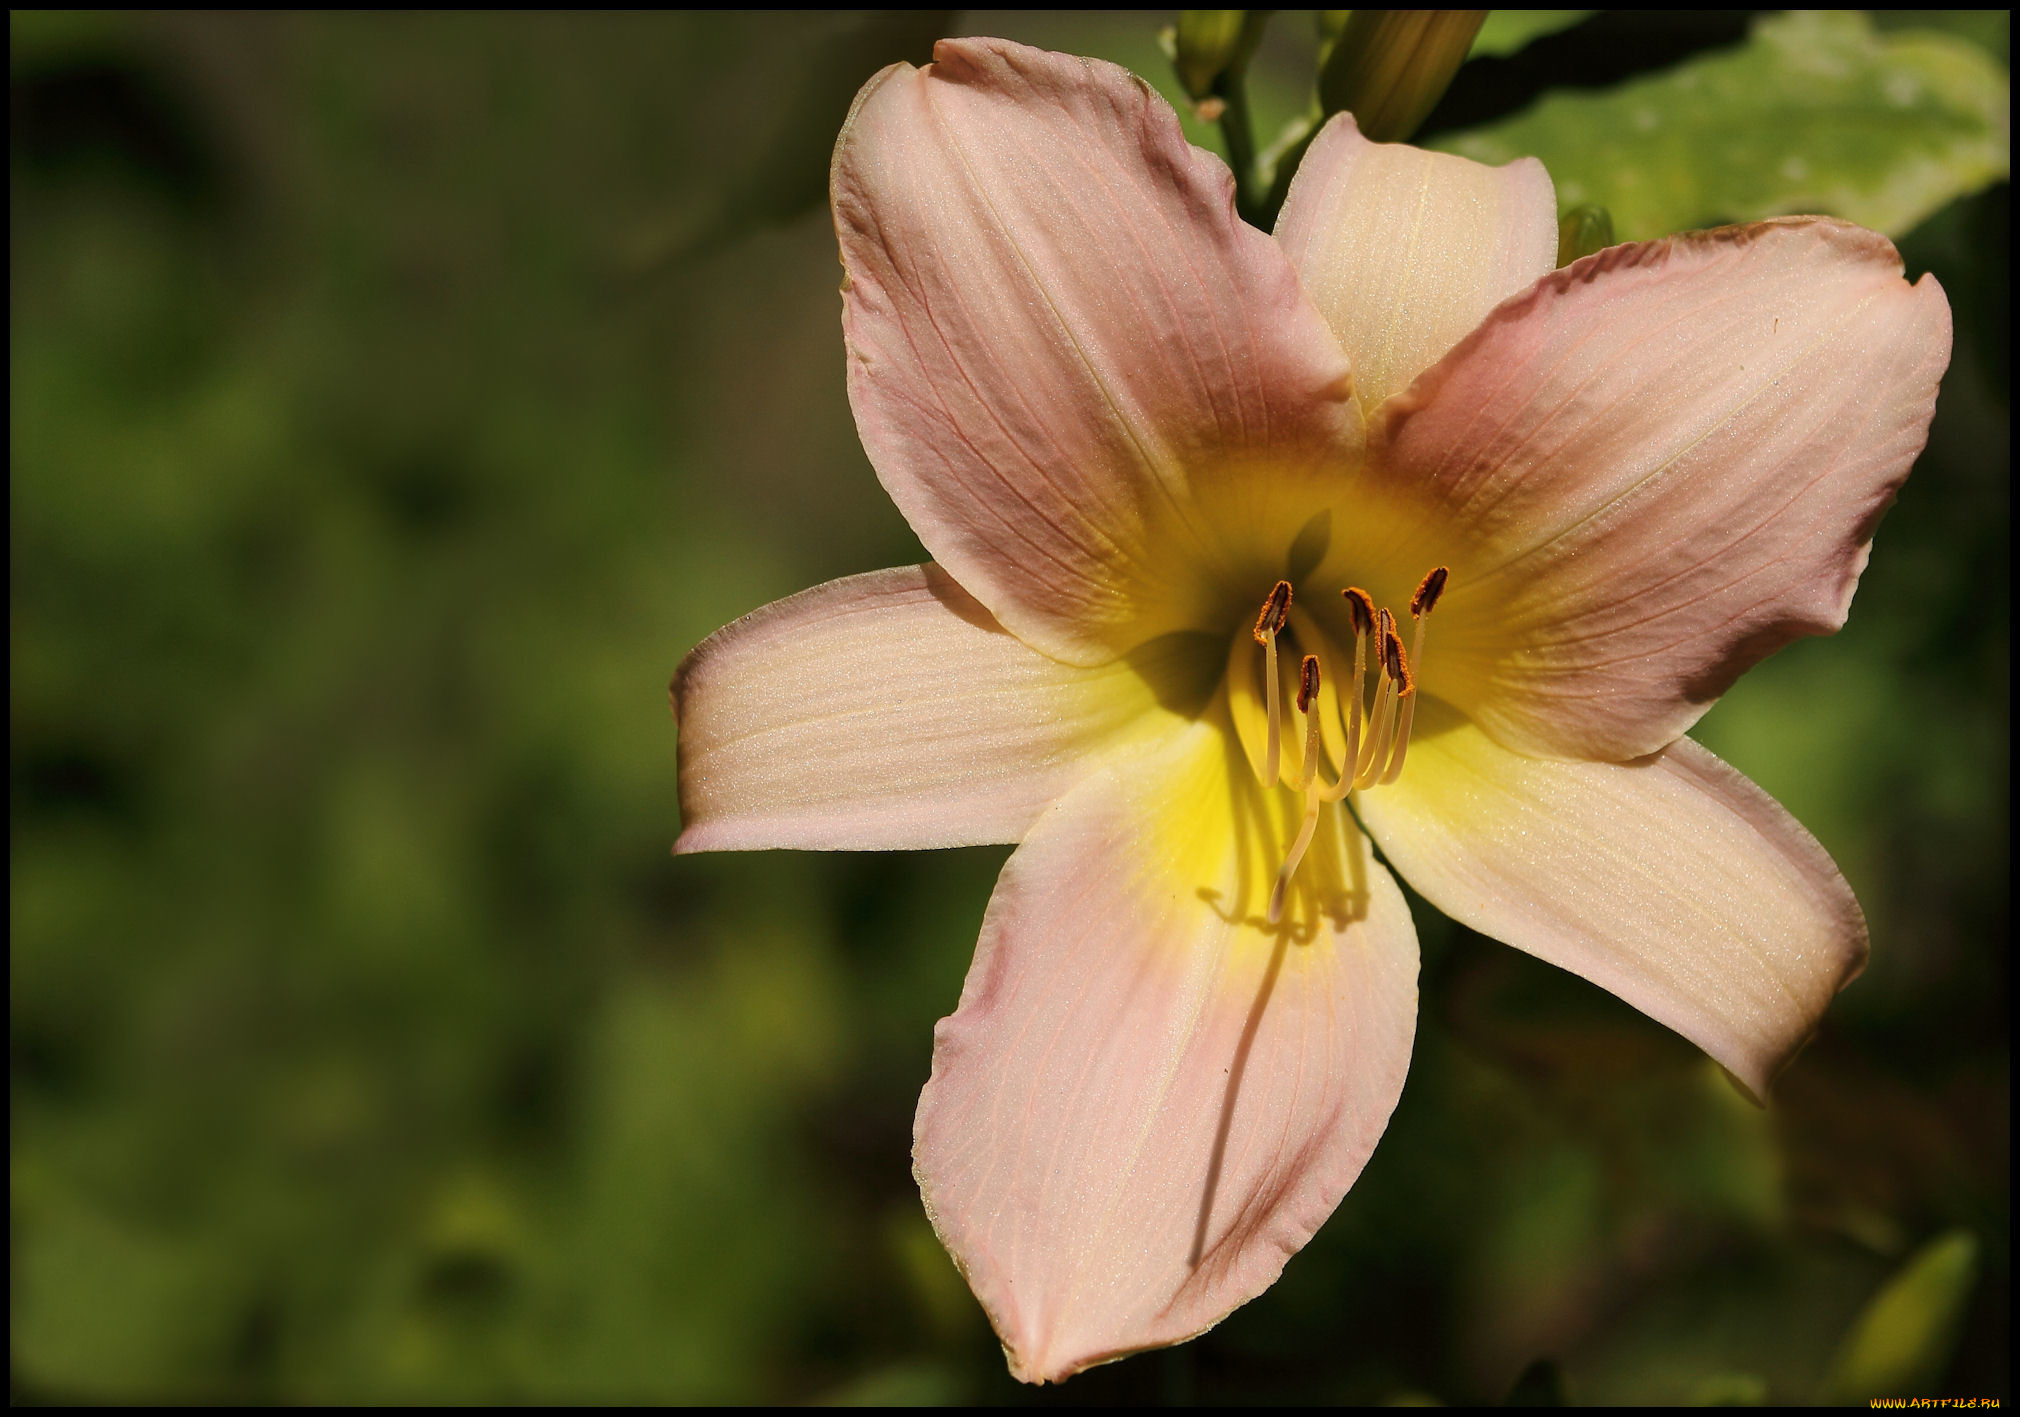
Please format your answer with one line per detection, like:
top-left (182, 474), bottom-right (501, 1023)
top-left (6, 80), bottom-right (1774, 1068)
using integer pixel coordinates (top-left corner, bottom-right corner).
top-left (10, 10), bottom-right (2008, 1404)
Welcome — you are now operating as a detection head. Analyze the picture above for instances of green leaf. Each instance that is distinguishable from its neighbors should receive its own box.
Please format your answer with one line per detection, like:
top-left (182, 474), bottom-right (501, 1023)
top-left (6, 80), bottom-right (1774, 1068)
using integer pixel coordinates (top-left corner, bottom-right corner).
top-left (1469, 10), bottom-right (1592, 61)
top-left (1818, 1230), bottom-right (1979, 1404)
top-left (1690, 1371), bottom-right (1769, 1406)
top-left (12, 1174), bottom-right (248, 1402)
top-left (1433, 10), bottom-right (2012, 239)
top-left (818, 1359), bottom-right (968, 1407)
top-left (1875, 10), bottom-right (2012, 66)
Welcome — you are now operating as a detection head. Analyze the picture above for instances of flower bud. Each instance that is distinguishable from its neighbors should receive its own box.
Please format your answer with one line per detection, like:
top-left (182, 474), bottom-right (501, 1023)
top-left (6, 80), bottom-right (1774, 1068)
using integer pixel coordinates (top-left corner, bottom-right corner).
top-left (1557, 204), bottom-right (1617, 266)
top-left (1170, 10), bottom-right (1263, 106)
top-left (1317, 9), bottom-right (1486, 143)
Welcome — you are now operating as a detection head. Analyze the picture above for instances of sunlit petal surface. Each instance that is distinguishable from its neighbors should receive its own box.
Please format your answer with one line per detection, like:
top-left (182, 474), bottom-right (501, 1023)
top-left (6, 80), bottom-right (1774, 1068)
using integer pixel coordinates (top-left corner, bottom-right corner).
top-left (833, 39), bottom-right (1364, 664)
top-left (1355, 700), bottom-right (1867, 1099)
top-left (915, 719), bottom-right (1418, 1381)
top-left (674, 565), bottom-right (1173, 851)
top-left (1366, 217), bottom-right (1953, 761)
top-left (1275, 112), bottom-right (1559, 418)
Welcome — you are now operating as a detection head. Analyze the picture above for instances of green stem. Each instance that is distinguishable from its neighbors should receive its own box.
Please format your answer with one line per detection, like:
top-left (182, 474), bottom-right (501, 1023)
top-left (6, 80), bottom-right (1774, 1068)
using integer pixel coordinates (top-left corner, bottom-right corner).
top-left (1215, 67), bottom-right (1262, 223)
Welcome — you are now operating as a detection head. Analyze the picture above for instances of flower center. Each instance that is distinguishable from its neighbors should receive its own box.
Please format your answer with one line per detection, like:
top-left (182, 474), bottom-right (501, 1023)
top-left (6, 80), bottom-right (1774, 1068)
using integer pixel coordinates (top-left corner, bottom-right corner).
top-left (1235, 566), bottom-right (1448, 924)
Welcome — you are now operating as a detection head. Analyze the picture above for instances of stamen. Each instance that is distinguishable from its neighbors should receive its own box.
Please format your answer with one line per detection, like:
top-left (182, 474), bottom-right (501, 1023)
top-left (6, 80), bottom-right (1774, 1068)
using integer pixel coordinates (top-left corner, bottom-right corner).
top-left (1382, 567), bottom-right (1445, 785)
top-left (1354, 616), bottom-right (1405, 788)
top-left (1409, 565), bottom-right (1449, 618)
top-left (1382, 620), bottom-right (1413, 697)
top-left (1319, 593), bottom-right (1373, 804)
top-left (1340, 586), bottom-right (1375, 636)
top-left (1296, 655), bottom-right (1322, 791)
top-left (1356, 675), bottom-right (1396, 787)
top-left (1259, 574), bottom-right (1448, 920)
top-left (1378, 634), bottom-right (1417, 784)
top-left (1380, 710), bottom-right (1415, 784)
top-left (1253, 581), bottom-right (1292, 787)
top-left (1406, 565), bottom-right (1444, 675)
top-left (1252, 580), bottom-right (1292, 643)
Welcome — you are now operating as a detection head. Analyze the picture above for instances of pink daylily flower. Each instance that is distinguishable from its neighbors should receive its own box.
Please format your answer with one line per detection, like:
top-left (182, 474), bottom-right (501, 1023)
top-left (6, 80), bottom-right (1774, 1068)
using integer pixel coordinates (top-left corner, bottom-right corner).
top-left (670, 39), bottom-right (1951, 1384)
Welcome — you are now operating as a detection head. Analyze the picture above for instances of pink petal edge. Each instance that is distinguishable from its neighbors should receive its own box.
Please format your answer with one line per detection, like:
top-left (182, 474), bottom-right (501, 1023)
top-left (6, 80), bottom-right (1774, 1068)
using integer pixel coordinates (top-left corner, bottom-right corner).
top-left (1370, 216), bottom-right (1953, 762)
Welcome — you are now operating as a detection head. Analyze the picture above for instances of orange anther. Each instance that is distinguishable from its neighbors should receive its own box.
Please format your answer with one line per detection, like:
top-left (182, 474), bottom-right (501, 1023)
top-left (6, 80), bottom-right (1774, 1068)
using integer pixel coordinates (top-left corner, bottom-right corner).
top-left (1383, 628), bottom-right (1414, 697)
top-left (1252, 580), bottom-right (1293, 643)
top-left (1341, 586), bottom-right (1375, 636)
top-left (1410, 566), bottom-right (1450, 618)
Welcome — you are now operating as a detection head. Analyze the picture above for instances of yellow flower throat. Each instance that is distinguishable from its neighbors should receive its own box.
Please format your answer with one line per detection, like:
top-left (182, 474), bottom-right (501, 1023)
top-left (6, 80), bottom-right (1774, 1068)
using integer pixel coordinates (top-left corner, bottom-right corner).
top-left (1236, 566), bottom-right (1447, 924)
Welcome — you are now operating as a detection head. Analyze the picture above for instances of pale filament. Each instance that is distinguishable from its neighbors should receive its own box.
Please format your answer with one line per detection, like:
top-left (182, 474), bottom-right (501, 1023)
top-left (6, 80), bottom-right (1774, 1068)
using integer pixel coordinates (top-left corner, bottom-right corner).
top-left (1259, 568), bottom-right (1447, 925)
top-left (1268, 654), bottom-right (1326, 925)
top-left (1353, 610), bottom-right (1403, 786)
top-left (1253, 580), bottom-right (1292, 788)
top-left (1328, 587), bottom-right (1374, 804)
top-left (1296, 654), bottom-right (1323, 793)
top-left (1380, 564), bottom-right (1446, 786)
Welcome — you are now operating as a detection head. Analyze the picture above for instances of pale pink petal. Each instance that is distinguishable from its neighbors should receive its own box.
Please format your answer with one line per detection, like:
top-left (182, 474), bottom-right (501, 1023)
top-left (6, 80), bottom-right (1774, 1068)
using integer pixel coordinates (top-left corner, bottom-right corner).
top-left (1274, 112), bottom-right (1557, 418)
top-left (916, 718), bottom-right (1419, 1382)
top-left (1355, 703), bottom-right (1867, 1098)
top-left (1369, 217), bottom-right (1952, 761)
top-left (834, 39), bottom-right (1363, 666)
top-left (672, 565), bottom-right (1172, 853)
